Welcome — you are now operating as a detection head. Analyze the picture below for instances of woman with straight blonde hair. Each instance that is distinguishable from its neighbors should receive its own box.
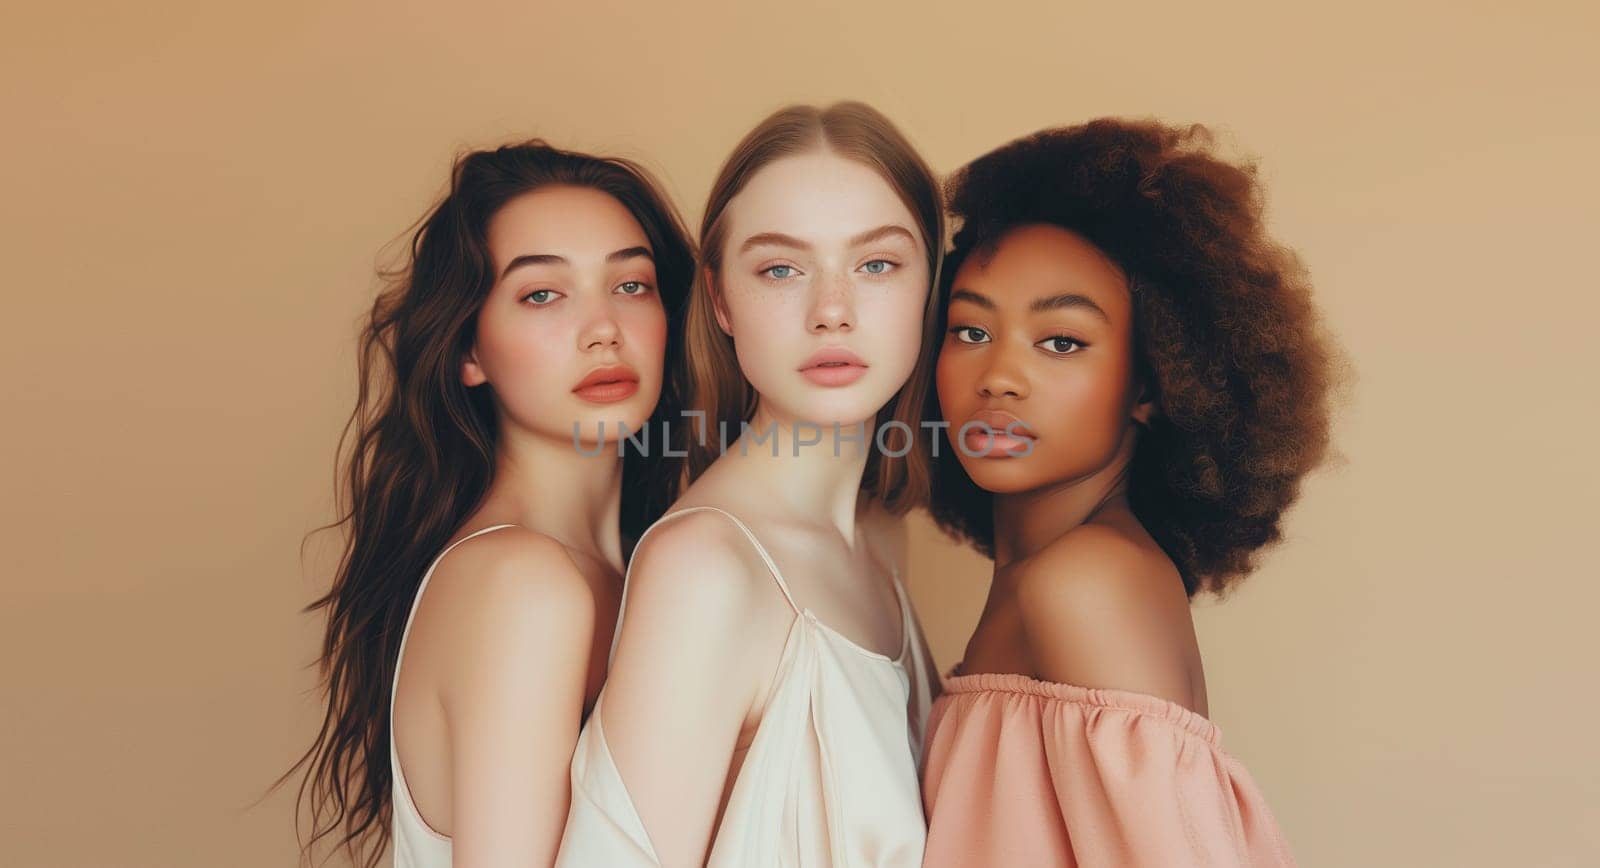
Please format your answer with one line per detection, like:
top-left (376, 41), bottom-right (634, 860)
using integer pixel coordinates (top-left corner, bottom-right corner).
top-left (556, 102), bottom-right (945, 868)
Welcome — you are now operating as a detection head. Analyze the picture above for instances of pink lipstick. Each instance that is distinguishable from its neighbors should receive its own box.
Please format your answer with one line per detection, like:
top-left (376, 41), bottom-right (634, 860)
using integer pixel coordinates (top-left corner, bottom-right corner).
top-left (798, 346), bottom-right (868, 387)
top-left (960, 409), bottom-right (1037, 457)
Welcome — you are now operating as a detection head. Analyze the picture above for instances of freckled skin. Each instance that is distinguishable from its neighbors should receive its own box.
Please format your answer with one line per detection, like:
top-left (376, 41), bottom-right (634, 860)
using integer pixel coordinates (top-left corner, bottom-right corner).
top-left (712, 150), bottom-right (930, 433)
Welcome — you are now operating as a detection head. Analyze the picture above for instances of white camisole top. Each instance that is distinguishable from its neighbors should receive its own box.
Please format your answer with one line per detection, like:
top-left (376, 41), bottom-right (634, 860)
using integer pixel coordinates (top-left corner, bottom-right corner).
top-left (555, 505), bottom-right (935, 867)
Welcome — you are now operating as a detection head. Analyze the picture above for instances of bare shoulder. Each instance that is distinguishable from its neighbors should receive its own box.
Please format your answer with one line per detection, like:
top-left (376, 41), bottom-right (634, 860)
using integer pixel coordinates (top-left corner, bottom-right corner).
top-left (404, 526), bottom-right (600, 717)
top-left (1014, 523), bottom-right (1198, 706)
top-left (624, 508), bottom-right (782, 621)
top-left (426, 525), bottom-right (594, 618)
top-left (426, 528), bottom-right (592, 638)
top-left (602, 507), bottom-right (796, 732)
top-left (1015, 523), bottom-right (1183, 620)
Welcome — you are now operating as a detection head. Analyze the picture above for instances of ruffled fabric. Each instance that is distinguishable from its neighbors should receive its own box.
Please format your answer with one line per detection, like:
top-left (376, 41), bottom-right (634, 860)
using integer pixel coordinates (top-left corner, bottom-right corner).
top-left (921, 672), bottom-right (1296, 867)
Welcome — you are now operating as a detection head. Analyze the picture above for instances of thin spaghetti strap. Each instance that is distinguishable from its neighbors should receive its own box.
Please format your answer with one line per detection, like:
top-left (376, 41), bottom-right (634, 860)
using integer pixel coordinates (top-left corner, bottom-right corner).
top-left (607, 505), bottom-right (802, 665)
top-left (860, 527), bottom-right (914, 664)
top-left (887, 565), bottom-right (914, 663)
top-left (636, 506), bottom-right (801, 610)
top-left (690, 506), bottom-right (803, 612)
top-left (440, 523), bottom-right (523, 562)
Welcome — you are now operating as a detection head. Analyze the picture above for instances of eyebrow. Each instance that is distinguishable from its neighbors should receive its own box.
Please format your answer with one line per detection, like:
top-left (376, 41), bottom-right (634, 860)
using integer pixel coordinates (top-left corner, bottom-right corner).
top-left (500, 246), bottom-right (654, 279)
top-left (849, 224), bottom-right (918, 248)
top-left (737, 224), bottom-right (918, 255)
top-left (949, 288), bottom-right (1110, 322)
top-left (1031, 292), bottom-right (1110, 321)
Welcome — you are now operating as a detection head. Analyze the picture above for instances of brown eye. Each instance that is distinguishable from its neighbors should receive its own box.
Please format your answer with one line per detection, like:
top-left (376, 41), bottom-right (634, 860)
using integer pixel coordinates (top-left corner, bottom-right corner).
top-left (1037, 336), bottom-right (1085, 355)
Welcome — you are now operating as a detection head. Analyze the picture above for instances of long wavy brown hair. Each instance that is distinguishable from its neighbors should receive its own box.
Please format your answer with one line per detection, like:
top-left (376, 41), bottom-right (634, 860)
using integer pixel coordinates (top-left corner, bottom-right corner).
top-left (277, 141), bottom-right (695, 867)
top-left (680, 101), bottom-right (945, 512)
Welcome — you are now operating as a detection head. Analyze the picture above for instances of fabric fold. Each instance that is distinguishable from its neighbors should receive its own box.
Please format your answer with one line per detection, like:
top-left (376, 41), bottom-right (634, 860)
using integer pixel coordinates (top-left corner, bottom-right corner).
top-left (922, 672), bottom-right (1297, 867)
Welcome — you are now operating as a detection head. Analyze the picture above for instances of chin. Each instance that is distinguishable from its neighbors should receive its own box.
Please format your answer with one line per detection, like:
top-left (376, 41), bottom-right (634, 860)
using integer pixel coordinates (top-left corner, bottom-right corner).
top-left (569, 401), bottom-right (655, 446)
top-left (792, 393), bottom-right (893, 433)
top-left (956, 458), bottom-right (1050, 495)
top-left (753, 377), bottom-right (877, 425)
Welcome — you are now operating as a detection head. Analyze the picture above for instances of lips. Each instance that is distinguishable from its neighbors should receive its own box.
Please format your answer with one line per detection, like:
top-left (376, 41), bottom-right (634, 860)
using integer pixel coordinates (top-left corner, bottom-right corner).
top-left (960, 408), bottom-right (1036, 435)
top-left (572, 364), bottom-right (640, 404)
top-left (798, 346), bottom-right (869, 387)
top-left (798, 346), bottom-right (868, 372)
top-left (960, 408), bottom-right (1037, 457)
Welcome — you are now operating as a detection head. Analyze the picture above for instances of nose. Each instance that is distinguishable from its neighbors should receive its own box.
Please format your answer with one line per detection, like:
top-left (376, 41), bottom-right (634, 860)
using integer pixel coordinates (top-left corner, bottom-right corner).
top-left (807, 273), bottom-right (854, 333)
top-left (977, 350), bottom-right (1028, 400)
top-left (579, 304), bottom-right (622, 351)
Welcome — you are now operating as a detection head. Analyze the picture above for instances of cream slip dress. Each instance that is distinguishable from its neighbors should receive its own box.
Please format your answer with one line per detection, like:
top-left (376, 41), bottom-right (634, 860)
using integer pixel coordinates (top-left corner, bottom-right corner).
top-left (555, 505), bottom-right (935, 867)
top-left (388, 522), bottom-right (521, 868)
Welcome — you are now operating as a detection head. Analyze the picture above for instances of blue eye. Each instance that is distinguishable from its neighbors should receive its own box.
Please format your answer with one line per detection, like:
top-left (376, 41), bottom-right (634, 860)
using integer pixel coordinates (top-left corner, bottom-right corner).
top-left (1038, 336), bottom-right (1086, 354)
top-left (522, 289), bottom-right (560, 305)
top-left (617, 281), bottom-right (651, 295)
top-left (949, 326), bottom-right (989, 344)
top-left (762, 264), bottom-right (797, 280)
top-left (861, 259), bottom-right (895, 275)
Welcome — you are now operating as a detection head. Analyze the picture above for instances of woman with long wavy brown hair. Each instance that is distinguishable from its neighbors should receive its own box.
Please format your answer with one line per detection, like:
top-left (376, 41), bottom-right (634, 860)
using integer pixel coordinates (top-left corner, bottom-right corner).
top-left (281, 141), bottom-right (695, 867)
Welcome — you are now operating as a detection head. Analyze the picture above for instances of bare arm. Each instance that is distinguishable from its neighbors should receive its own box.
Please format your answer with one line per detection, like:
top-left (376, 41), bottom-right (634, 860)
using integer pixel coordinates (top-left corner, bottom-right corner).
top-left (435, 531), bottom-right (595, 867)
top-left (598, 512), bottom-right (791, 867)
top-left (1015, 526), bottom-right (1198, 709)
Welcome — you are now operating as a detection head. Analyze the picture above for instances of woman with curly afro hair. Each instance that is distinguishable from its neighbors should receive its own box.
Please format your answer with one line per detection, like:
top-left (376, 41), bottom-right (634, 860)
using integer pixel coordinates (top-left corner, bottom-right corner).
top-left (917, 118), bottom-right (1337, 867)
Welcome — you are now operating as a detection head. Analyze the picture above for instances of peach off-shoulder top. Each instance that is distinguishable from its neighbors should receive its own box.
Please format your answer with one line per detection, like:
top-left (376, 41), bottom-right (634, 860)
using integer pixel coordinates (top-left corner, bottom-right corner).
top-left (920, 670), bottom-right (1297, 867)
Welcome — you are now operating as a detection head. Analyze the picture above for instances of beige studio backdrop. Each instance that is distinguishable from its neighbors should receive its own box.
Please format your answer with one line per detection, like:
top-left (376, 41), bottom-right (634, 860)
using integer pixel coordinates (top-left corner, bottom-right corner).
top-left (3, 1), bottom-right (1596, 866)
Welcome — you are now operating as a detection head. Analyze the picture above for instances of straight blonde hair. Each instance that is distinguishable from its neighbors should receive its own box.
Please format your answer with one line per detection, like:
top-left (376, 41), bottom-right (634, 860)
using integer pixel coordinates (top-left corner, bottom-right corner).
top-left (677, 101), bottom-right (944, 513)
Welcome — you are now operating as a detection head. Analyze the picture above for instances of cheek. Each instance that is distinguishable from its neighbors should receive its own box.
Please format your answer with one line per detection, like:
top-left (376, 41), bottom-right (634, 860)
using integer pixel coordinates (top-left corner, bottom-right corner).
top-left (935, 350), bottom-right (971, 413)
top-left (621, 301), bottom-right (669, 370)
top-left (475, 311), bottom-right (573, 407)
top-left (720, 283), bottom-right (761, 338)
top-left (723, 288), bottom-right (796, 369)
top-left (479, 310), bottom-right (566, 371)
top-left (860, 283), bottom-right (928, 369)
top-left (1032, 358), bottom-right (1132, 444)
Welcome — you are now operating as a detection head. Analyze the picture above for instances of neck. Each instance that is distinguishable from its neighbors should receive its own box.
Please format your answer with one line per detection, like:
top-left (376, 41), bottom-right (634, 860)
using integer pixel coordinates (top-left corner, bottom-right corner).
top-left (991, 426), bottom-right (1139, 569)
top-left (478, 423), bottom-right (626, 571)
top-left (713, 401), bottom-right (874, 545)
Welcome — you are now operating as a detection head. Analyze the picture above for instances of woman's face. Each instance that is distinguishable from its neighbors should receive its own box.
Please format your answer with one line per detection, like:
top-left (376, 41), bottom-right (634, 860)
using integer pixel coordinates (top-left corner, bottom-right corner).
top-left (936, 223), bottom-right (1151, 494)
top-left (466, 184), bottom-right (669, 446)
top-left (712, 150), bottom-right (930, 431)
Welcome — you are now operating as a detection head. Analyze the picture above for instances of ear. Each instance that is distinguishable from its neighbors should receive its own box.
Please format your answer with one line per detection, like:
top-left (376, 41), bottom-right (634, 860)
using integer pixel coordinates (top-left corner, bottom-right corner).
top-left (707, 266), bottom-right (733, 337)
top-left (1131, 381), bottom-right (1159, 427)
top-left (462, 345), bottom-right (488, 387)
